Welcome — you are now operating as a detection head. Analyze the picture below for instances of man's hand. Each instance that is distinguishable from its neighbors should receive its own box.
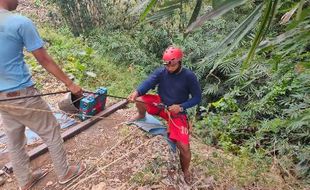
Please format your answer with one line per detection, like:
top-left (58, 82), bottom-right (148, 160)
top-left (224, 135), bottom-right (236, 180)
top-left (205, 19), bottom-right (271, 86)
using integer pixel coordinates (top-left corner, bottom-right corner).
top-left (127, 90), bottom-right (139, 102)
top-left (32, 47), bottom-right (83, 97)
top-left (66, 82), bottom-right (83, 97)
top-left (168, 104), bottom-right (183, 114)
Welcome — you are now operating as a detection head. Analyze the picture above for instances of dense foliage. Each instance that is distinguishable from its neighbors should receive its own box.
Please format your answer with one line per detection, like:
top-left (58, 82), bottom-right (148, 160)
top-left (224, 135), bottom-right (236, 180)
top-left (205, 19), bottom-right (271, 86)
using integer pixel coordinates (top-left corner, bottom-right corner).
top-left (194, 1), bottom-right (310, 181)
top-left (53, 0), bottom-right (310, 186)
top-left (25, 27), bottom-right (144, 97)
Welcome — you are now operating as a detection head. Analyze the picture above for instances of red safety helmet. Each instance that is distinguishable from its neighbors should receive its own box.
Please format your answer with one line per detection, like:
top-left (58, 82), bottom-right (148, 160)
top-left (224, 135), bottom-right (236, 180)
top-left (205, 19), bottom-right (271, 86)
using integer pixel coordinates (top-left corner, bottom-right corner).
top-left (162, 46), bottom-right (183, 64)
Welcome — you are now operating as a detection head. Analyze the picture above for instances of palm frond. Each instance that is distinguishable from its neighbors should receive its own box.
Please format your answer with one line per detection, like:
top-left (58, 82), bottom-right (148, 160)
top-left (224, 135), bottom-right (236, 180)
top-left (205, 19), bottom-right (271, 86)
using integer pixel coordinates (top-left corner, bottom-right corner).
top-left (198, 4), bottom-right (263, 80)
top-left (185, 0), bottom-right (249, 34)
top-left (203, 83), bottom-right (220, 96)
top-left (145, 4), bottom-right (181, 22)
top-left (227, 70), bottom-right (250, 84)
top-left (212, 0), bottom-right (228, 9)
top-left (187, 0), bottom-right (203, 29)
top-left (241, 0), bottom-right (279, 71)
top-left (208, 4), bottom-right (263, 58)
top-left (218, 60), bottom-right (238, 75)
top-left (139, 0), bottom-right (158, 22)
top-left (129, 1), bottom-right (150, 15)
top-left (297, 0), bottom-right (306, 21)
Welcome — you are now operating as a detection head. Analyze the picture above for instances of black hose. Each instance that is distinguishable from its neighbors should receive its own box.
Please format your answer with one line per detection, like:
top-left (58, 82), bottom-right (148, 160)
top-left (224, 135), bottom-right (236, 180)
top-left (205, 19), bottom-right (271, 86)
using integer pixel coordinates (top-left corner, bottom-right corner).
top-left (0, 90), bottom-right (146, 104)
top-left (0, 90), bottom-right (70, 102)
top-left (0, 90), bottom-right (163, 108)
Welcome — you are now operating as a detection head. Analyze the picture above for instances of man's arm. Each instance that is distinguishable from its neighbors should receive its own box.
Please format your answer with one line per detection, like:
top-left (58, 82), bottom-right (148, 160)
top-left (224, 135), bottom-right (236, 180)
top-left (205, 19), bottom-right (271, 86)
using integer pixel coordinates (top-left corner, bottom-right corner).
top-left (18, 17), bottom-right (82, 96)
top-left (180, 73), bottom-right (202, 109)
top-left (32, 47), bottom-right (82, 96)
top-left (128, 68), bottom-right (162, 102)
top-left (136, 68), bottom-right (163, 95)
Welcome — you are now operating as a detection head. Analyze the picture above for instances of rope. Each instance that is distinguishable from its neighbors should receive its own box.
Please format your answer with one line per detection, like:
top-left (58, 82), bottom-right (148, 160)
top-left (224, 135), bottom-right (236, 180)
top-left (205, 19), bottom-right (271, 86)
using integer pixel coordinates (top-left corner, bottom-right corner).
top-left (0, 104), bottom-right (120, 122)
top-left (65, 136), bottom-right (156, 190)
top-left (0, 90), bottom-right (189, 132)
top-left (0, 96), bottom-right (189, 135)
top-left (0, 91), bottom-right (163, 119)
top-left (0, 88), bottom-right (158, 109)
top-left (165, 108), bottom-right (189, 133)
top-left (63, 127), bottom-right (139, 189)
top-left (0, 91), bottom-right (152, 108)
top-left (0, 90), bottom-right (70, 102)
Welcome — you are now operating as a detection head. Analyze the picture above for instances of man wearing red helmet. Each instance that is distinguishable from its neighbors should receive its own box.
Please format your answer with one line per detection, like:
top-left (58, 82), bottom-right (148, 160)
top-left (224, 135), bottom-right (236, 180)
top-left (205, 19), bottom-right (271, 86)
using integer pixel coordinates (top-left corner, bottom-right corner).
top-left (128, 46), bottom-right (202, 183)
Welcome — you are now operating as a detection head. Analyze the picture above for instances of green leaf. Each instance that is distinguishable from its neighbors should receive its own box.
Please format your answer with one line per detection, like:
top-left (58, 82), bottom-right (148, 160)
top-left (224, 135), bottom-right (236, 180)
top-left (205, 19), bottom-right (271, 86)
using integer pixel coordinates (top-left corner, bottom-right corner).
top-left (209, 4), bottom-right (263, 58)
top-left (212, 0), bottom-right (227, 9)
top-left (140, 0), bottom-right (158, 22)
top-left (159, 0), bottom-right (182, 8)
top-left (185, 0), bottom-right (249, 34)
top-left (187, 0), bottom-right (203, 29)
top-left (200, 4), bottom-right (263, 79)
top-left (296, 0), bottom-right (306, 21)
top-left (241, 0), bottom-right (279, 71)
top-left (145, 4), bottom-right (181, 22)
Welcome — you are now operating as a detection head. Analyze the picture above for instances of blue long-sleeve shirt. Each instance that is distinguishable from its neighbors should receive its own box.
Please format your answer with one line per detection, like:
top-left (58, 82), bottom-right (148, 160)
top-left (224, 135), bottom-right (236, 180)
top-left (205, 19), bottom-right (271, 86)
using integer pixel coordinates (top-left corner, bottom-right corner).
top-left (137, 67), bottom-right (202, 110)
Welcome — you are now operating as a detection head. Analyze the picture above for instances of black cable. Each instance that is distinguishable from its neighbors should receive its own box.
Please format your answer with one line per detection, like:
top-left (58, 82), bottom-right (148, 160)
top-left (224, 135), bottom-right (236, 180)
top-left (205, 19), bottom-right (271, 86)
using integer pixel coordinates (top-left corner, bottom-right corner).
top-left (0, 90), bottom-right (70, 102)
top-left (84, 91), bottom-right (149, 105)
top-left (0, 90), bottom-right (165, 108)
top-left (0, 90), bottom-right (144, 105)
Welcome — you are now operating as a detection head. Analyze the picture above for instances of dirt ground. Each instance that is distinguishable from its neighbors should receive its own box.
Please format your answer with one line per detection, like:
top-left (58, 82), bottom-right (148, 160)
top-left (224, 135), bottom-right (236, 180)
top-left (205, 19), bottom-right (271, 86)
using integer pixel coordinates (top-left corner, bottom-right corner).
top-left (0, 103), bottom-right (215, 190)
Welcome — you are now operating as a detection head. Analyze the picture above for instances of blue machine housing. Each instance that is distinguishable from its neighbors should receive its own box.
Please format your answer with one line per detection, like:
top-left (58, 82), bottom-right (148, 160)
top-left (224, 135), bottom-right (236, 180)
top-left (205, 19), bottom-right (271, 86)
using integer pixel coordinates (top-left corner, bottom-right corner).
top-left (79, 87), bottom-right (108, 120)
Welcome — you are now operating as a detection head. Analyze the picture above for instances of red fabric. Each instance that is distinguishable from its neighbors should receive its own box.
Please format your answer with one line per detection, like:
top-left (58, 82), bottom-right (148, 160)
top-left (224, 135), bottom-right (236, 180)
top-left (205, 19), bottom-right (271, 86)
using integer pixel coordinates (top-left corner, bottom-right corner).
top-left (140, 94), bottom-right (189, 144)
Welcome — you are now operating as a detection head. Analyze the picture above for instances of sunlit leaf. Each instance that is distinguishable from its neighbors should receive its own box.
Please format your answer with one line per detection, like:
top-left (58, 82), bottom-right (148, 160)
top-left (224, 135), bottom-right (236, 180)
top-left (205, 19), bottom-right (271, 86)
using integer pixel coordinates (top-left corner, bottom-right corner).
top-left (185, 0), bottom-right (248, 34)
top-left (242, 0), bottom-right (279, 71)
top-left (280, 3), bottom-right (298, 25)
top-left (86, 71), bottom-right (97, 78)
top-left (296, 0), bottom-right (306, 21)
top-left (209, 4), bottom-right (263, 58)
top-left (146, 4), bottom-right (181, 22)
top-left (140, 0), bottom-right (158, 22)
top-left (200, 4), bottom-right (263, 79)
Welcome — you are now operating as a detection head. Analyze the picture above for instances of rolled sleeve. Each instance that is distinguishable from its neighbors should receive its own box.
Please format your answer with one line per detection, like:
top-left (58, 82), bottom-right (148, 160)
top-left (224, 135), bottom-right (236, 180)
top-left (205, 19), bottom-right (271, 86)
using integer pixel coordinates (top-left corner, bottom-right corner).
top-left (19, 18), bottom-right (44, 52)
